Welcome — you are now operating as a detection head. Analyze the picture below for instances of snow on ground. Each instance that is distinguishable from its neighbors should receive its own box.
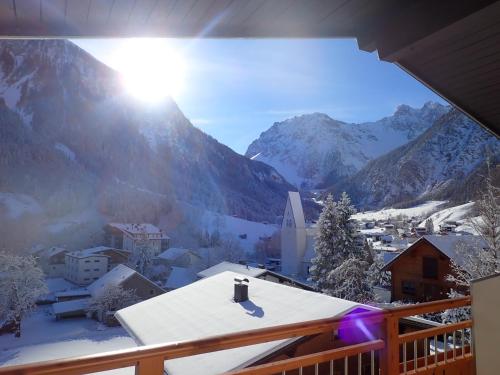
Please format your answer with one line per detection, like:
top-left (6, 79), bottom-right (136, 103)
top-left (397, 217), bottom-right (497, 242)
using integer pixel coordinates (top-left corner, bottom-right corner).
top-left (352, 201), bottom-right (447, 222)
top-left (0, 307), bottom-right (136, 374)
top-left (46, 208), bottom-right (102, 233)
top-left (45, 277), bottom-right (79, 293)
top-left (418, 202), bottom-right (476, 233)
top-left (201, 211), bottom-right (279, 252)
top-left (0, 192), bottom-right (42, 219)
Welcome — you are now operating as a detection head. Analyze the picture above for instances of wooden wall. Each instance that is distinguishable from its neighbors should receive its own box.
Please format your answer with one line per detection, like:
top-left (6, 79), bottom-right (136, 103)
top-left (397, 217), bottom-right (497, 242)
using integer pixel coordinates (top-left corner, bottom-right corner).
top-left (388, 241), bottom-right (454, 302)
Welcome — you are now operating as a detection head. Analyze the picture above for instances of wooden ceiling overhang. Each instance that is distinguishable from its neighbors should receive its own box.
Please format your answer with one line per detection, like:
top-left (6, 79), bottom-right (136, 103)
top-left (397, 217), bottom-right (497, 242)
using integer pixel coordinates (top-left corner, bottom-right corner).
top-left (0, 0), bottom-right (498, 136)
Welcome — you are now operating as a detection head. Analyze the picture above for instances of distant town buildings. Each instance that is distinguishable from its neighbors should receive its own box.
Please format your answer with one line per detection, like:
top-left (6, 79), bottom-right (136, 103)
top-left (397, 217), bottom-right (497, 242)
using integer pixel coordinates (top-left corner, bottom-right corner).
top-left (104, 223), bottom-right (170, 257)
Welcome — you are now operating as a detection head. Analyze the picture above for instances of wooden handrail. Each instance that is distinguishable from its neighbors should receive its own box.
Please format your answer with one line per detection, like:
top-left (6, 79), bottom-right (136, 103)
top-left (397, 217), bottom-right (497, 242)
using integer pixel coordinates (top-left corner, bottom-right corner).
top-left (223, 340), bottom-right (385, 375)
top-left (0, 297), bottom-right (472, 375)
top-left (388, 296), bottom-right (471, 318)
top-left (398, 320), bottom-right (472, 343)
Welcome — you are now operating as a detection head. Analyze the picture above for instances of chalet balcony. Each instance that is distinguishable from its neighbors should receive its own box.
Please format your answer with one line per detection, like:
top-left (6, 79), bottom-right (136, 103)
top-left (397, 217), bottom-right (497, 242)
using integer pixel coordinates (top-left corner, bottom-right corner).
top-left (0, 296), bottom-right (478, 375)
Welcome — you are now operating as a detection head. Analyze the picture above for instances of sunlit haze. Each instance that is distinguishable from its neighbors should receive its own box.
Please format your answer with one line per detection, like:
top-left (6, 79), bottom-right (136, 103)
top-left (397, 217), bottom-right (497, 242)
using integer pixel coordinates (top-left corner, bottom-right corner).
top-left (73, 39), bottom-right (446, 154)
top-left (108, 39), bottom-right (186, 102)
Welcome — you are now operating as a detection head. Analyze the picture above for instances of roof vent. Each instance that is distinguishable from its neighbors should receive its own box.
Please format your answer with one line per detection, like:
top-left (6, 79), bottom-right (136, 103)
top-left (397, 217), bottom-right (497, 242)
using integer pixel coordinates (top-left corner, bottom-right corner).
top-left (234, 277), bottom-right (249, 303)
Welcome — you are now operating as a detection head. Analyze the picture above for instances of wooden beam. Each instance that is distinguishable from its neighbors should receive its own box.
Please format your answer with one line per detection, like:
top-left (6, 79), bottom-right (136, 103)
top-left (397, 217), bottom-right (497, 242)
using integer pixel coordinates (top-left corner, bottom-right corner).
top-left (372, 0), bottom-right (497, 62)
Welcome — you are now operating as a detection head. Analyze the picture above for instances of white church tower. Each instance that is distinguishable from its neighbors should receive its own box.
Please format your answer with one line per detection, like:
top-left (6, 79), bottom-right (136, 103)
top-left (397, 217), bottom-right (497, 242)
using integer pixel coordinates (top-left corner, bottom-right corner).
top-left (281, 191), bottom-right (307, 277)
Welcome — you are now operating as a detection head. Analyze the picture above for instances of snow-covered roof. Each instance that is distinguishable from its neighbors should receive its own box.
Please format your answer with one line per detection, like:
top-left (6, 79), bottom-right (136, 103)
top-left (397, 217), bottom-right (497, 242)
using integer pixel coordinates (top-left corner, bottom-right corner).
top-left (287, 191), bottom-right (305, 228)
top-left (165, 267), bottom-right (198, 290)
top-left (66, 251), bottom-right (109, 259)
top-left (41, 246), bottom-right (67, 258)
top-left (116, 271), bottom-right (375, 375)
top-left (108, 223), bottom-right (170, 238)
top-left (384, 234), bottom-right (487, 269)
top-left (55, 289), bottom-right (91, 299)
top-left (87, 264), bottom-right (136, 297)
top-left (156, 248), bottom-right (195, 262)
top-left (78, 246), bottom-right (114, 257)
top-left (197, 261), bottom-right (267, 279)
top-left (52, 298), bottom-right (89, 315)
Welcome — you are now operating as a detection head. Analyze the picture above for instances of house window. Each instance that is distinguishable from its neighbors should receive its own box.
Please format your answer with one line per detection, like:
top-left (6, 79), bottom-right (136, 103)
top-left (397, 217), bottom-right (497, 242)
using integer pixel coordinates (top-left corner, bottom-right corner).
top-left (94, 260), bottom-right (100, 262)
top-left (84, 269), bottom-right (90, 272)
top-left (94, 269), bottom-right (99, 271)
top-left (423, 257), bottom-right (438, 279)
top-left (402, 280), bottom-right (416, 295)
top-left (84, 260), bottom-right (91, 263)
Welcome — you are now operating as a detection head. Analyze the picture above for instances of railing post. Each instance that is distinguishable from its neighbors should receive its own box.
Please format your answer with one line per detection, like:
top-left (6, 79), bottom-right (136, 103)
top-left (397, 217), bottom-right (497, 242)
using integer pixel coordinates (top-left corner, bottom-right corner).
top-left (380, 315), bottom-right (399, 375)
top-left (136, 356), bottom-right (165, 375)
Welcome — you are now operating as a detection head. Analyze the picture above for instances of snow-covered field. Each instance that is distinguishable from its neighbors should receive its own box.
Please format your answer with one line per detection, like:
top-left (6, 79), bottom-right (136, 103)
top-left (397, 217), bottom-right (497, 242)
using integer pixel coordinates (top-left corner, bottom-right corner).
top-left (352, 201), bottom-right (447, 222)
top-left (0, 307), bottom-right (136, 374)
top-left (418, 202), bottom-right (477, 234)
top-left (201, 211), bottom-right (279, 252)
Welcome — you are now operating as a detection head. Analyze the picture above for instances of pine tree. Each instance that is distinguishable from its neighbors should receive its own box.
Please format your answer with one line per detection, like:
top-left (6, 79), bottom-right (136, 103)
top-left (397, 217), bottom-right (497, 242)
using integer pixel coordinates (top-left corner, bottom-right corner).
top-left (329, 256), bottom-right (374, 303)
top-left (309, 192), bottom-right (358, 295)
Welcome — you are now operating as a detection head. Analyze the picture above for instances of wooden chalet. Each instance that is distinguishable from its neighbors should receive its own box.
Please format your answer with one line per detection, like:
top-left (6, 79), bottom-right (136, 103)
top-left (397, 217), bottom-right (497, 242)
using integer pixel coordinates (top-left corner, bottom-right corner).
top-left (383, 235), bottom-right (487, 302)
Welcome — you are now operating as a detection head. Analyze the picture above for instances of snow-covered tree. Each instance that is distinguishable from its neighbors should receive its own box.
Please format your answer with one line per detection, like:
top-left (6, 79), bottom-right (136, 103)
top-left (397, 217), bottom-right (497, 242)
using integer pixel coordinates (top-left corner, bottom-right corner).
top-left (425, 218), bottom-right (434, 234)
top-left (129, 232), bottom-right (156, 276)
top-left (327, 256), bottom-right (374, 303)
top-left (367, 252), bottom-right (391, 290)
top-left (469, 162), bottom-right (499, 257)
top-left (442, 238), bottom-right (498, 326)
top-left (310, 192), bottom-right (360, 295)
top-left (87, 285), bottom-right (138, 321)
top-left (0, 252), bottom-right (47, 337)
top-left (218, 237), bottom-right (244, 264)
top-left (446, 238), bottom-right (498, 289)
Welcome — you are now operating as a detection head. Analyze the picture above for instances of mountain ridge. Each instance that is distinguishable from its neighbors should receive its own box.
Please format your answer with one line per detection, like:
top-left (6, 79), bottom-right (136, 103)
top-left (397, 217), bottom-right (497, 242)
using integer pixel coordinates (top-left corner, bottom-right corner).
top-left (0, 39), bottom-right (301, 249)
top-left (245, 102), bottom-right (449, 189)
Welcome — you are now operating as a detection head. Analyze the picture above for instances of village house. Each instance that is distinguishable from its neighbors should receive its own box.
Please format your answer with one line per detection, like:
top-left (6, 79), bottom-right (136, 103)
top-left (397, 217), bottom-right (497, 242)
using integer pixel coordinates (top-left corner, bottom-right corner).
top-left (62, 246), bottom-right (129, 286)
top-left (64, 252), bottom-right (109, 286)
top-left (53, 264), bottom-right (165, 321)
top-left (115, 271), bottom-right (378, 375)
top-left (35, 246), bottom-right (68, 278)
top-left (154, 247), bottom-right (201, 269)
top-left (383, 235), bottom-right (488, 302)
top-left (104, 223), bottom-right (170, 257)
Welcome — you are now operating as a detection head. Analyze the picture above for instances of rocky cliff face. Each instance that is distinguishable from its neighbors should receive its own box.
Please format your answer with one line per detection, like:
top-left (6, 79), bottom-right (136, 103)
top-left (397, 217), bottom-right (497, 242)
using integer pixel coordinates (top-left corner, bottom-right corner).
top-left (333, 109), bottom-right (500, 209)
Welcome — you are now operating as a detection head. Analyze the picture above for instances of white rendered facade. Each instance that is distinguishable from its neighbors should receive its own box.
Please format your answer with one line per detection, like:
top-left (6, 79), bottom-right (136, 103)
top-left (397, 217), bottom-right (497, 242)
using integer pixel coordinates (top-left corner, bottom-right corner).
top-left (64, 253), bottom-right (109, 286)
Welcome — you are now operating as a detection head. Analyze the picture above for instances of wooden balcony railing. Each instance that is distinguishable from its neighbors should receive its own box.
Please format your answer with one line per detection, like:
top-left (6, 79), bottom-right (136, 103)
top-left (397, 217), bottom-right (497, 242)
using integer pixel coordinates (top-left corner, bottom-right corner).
top-left (0, 296), bottom-right (473, 375)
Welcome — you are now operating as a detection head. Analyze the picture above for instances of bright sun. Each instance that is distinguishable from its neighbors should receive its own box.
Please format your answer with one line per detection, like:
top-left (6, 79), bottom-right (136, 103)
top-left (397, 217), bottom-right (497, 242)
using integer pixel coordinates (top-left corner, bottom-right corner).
top-left (111, 39), bottom-right (186, 102)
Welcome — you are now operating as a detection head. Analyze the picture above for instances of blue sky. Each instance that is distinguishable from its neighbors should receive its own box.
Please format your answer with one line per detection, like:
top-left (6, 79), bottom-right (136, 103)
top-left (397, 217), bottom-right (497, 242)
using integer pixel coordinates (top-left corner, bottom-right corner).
top-left (74, 39), bottom-right (446, 154)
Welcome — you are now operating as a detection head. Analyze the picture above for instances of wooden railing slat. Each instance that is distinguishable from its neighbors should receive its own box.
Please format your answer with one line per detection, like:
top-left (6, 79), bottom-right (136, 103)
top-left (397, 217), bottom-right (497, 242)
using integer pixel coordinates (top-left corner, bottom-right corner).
top-left (223, 340), bottom-right (385, 375)
top-left (398, 320), bottom-right (472, 343)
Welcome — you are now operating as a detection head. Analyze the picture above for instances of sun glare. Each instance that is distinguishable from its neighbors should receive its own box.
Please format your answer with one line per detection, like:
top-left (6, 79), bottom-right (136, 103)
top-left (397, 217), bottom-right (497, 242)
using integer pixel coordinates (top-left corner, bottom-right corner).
top-left (111, 39), bottom-right (186, 102)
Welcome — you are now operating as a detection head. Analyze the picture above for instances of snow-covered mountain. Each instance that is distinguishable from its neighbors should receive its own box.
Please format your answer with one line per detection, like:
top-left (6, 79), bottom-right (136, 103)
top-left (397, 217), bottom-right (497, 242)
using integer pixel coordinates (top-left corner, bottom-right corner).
top-left (0, 40), bottom-right (299, 249)
top-left (335, 109), bottom-right (500, 209)
top-left (245, 102), bottom-right (449, 188)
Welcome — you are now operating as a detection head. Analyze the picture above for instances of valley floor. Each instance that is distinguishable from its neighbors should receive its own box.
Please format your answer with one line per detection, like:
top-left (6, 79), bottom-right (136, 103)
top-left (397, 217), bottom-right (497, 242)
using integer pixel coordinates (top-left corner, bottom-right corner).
top-left (0, 308), bottom-right (135, 374)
